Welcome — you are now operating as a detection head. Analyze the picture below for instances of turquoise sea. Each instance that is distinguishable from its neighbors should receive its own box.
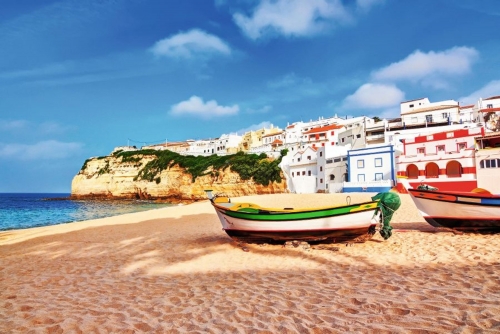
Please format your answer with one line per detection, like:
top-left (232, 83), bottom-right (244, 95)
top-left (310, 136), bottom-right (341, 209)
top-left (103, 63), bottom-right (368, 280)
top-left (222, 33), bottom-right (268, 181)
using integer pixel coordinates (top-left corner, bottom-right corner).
top-left (0, 193), bottom-right (173, 231)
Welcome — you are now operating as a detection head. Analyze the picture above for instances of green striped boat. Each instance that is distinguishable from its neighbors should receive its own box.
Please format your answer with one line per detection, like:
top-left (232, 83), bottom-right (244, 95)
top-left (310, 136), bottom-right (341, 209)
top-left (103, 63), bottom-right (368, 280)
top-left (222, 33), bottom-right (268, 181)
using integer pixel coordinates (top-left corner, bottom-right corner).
top-left (205, 190), bottom-right (399, 244)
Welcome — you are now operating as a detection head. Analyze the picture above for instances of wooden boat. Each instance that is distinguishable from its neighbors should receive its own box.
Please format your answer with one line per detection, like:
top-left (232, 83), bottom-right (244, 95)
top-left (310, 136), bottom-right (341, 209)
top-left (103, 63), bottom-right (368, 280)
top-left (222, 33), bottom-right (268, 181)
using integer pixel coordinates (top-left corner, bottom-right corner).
top-left (406, 185), bottom-right (500, 231)
top-left (205, 190), bottom-right (400, 243)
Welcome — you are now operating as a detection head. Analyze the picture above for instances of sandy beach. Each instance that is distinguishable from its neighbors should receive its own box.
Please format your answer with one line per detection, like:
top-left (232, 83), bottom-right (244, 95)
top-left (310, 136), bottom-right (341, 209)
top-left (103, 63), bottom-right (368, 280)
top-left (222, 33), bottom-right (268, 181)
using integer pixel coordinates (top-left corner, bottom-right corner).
top-left (1, 193), bottom-right (499, 333)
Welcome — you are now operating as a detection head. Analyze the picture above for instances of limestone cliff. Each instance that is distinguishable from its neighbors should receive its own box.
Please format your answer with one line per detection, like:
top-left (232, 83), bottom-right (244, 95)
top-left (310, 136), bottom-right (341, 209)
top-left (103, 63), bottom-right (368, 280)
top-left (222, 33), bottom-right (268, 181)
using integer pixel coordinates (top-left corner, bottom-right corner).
top-left (71, 154), bottom-right (288, 202)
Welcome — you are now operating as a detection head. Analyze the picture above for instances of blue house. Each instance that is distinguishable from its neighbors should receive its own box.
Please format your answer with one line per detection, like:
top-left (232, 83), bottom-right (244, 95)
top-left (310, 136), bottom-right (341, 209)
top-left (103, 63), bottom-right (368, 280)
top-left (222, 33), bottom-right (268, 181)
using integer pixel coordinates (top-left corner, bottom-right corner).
top-left (343, 145), bottom-right (396, 192)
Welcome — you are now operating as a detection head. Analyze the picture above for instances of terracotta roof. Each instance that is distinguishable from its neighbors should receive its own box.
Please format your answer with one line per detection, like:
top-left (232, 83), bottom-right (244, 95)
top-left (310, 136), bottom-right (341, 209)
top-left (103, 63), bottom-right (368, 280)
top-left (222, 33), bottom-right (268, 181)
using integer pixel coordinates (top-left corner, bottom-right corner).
top-left (484, 96), bottom-right (500, 100)
top-left (460, 104), bottom-right (474, 109)
top-left (303, 124), bottom-right (344, 134)
top-left (271, 139), bottom-right (283, 145)
top-left (479, 107), bottom-right (500, 113)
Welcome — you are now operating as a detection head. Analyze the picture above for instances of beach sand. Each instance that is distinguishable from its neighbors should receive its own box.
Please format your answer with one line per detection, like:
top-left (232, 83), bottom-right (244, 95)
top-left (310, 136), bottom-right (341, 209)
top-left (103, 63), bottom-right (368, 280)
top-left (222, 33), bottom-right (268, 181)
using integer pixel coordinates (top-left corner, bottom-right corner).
top-left (1, 193), bottom-right (499, 333)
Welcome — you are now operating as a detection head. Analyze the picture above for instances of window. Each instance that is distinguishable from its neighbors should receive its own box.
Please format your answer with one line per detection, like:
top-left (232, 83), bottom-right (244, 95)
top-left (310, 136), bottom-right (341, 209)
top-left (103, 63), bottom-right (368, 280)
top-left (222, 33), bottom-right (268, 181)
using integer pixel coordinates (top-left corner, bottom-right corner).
top-left (308, 170), bottom-right (311, 176)
top-left (442, 113), bottom-right (448, 119)
top-left (375, 173), bottom-right (383, 181)
top-left (487, 104), bottom-right (493, 108)
top-left (320, 166), bottom-right (323, 171)
top-left (319, 152), bottom-right (323, 157)
top-left (329, 174), bottom-right (335, 181)
top-left (436, 145), bottom-right (445, 153)
top-left (307, 155), bottom-right (311, 160)
top-left (302, 171), bottom-right (305, 176)
top-left (341, 138), bottom-right (345, 143)
top-left (417, 147), bottom-right (425, 154)
top-left (356, 134), bottom-right (361, 138)
top-left (457, 142), bottom-right (466, 151)
top-left (320, 178), bottom-right (323, 184)
top-left (375, 158), bottom-right (382, 167)
top-left (357, 160), bottom-right (365, 168)
top-left (342, 157), bottom-right (347, 161)
top-left (480, 159), bottom-right (500, 168)
top-left (409, 104), bottom-right (414, 108)
top-left (298, 157), bottom-right (301, 162)
top-left (426, 115), bottom-right (433, 123)
top-left (334, 158), bottom-right (341, 163)
top-left (358, 174), bottom-right (365, 182)
top-left (292, 172), bottom-right (294, 177)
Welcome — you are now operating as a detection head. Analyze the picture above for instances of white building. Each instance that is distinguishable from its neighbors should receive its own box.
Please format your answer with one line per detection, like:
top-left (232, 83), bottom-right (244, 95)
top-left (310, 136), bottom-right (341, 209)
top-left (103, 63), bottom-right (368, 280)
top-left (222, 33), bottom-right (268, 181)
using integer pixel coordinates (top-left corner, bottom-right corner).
top-left (387, 98), bottom-right (460, 132)
top-left (343, 145), bottom-right (396, 193)
top-left (396, 127), bottom-right (482, 192)
top-left (287, 146), bottom-right (318, 193)
top-left (317, 146), bottom-right (349, 193)
top-left (474, 131), bottom-right (500, 194)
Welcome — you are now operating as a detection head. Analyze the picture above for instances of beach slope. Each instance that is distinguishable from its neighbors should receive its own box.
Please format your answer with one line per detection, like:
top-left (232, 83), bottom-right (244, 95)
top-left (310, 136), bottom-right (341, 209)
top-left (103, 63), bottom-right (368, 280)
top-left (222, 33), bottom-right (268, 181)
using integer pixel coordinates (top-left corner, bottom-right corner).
top-left (1, 193), bottom-right (499, 332)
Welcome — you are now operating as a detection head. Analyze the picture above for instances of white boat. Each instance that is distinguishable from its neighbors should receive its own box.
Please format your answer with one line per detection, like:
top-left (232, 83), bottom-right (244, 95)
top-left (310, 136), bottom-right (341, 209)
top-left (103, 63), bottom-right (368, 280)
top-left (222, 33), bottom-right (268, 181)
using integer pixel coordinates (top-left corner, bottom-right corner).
top-left (205, 190), bottom-right (401, 243)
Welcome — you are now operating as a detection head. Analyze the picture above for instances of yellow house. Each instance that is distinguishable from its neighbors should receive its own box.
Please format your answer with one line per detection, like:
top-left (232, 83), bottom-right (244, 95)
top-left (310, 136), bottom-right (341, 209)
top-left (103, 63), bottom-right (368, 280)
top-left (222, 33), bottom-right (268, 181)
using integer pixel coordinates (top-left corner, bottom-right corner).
top-left (237, 125), bottom-right (282, 152)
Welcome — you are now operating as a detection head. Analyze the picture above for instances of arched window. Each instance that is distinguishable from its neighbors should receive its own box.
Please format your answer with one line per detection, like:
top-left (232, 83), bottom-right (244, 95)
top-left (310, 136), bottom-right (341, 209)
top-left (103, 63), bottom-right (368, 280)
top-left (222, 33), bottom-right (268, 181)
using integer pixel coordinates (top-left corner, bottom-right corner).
top-left (425, 162), bottom-right (439, 178)
top-left (446, 160), bottom-right (462, 177)
top-left (406, 164), bottom-right (419, 179)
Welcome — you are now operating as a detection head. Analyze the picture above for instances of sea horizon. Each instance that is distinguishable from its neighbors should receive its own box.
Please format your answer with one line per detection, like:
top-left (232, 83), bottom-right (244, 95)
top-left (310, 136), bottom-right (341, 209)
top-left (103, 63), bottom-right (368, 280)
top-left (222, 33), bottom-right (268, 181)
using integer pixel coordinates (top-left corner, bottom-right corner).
top-left (0, 193), bottom-right (173, 231)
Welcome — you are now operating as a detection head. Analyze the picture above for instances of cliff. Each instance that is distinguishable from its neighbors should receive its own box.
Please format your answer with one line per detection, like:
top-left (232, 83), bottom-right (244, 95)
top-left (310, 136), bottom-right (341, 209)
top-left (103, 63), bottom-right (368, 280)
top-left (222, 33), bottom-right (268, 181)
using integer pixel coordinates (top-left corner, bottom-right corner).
top-left (71, 152), bottom-right (288, 202)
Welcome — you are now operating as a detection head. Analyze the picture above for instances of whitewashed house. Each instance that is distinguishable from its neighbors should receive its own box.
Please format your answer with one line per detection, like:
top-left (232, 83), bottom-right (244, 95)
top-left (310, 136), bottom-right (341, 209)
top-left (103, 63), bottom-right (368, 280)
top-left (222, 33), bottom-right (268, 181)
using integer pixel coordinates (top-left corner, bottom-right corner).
top-left (343, 145), bottom-right (396, 193)
top-left (288, 146), bottom-right (318, 193)
top-left (317, 146), bottom-right (349, 193)
top-left (474, 131), bottom-right (500, 194)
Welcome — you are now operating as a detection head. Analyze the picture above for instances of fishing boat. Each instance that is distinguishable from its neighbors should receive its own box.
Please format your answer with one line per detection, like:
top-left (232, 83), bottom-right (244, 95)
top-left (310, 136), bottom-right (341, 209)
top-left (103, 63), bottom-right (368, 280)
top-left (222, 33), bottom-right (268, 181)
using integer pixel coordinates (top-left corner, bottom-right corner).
top-left (205, 190), bottom-right (400, 243)
top-left (405, 183), bottom-right (500, 231)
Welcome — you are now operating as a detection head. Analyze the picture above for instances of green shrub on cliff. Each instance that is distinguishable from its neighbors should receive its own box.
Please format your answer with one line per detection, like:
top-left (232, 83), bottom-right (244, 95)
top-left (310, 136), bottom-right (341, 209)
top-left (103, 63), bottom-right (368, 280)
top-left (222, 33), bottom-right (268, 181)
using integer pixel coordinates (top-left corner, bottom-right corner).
top-left (97, 149), bottom-right (286, 186)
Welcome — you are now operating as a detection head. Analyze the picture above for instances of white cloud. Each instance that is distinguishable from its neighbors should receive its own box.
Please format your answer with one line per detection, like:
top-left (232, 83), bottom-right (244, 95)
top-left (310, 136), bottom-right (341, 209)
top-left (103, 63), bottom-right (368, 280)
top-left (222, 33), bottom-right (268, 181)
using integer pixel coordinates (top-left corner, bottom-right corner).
top-left (150, 29), bottom-right (231, 58)
top-left (459, 80), bottom-right (500, 105)
top-left (0, 140), bottom-right (83, 160)
top-left (342, 83), bottom-right (405, 109)
top-left (170, 96), bottom-right (239, 118)
top-left (233, 0), bottom-right (352, 40)
top-left (372, 47), bottom-right (479, 83)
top-left (0, 119), bottom-right (29, 131)
top-left (235, 121), bottom-right (273, 135)
top-left (0, 120), bottom-right (70, 134)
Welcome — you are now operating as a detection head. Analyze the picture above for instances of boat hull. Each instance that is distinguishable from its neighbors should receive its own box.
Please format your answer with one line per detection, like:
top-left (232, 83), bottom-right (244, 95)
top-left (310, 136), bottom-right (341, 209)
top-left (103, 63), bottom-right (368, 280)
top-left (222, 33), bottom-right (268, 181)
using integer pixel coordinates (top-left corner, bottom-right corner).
top-left (212, 202), bottom-right (379, 243)
top-left (408, 189), bottom-right (500, 230)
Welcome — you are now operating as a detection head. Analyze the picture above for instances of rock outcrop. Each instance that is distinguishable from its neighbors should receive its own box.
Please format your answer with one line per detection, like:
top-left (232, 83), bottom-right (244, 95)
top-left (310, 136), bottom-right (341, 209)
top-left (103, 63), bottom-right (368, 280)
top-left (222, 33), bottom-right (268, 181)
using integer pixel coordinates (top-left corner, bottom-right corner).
top-left (71, 155), bottom-right (288, 202)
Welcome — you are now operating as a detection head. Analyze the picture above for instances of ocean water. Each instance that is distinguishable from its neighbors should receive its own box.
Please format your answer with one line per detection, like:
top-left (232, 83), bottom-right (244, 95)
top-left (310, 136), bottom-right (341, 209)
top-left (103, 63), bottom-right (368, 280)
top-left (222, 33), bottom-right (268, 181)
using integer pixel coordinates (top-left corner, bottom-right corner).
top-left (0, 193), bottom-right (173, 231)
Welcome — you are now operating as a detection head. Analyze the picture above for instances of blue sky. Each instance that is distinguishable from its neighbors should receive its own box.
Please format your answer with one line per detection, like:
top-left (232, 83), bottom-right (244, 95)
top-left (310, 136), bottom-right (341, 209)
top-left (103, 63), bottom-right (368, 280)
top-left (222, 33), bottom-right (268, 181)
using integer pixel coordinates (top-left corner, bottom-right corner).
top-left (1, 0), bottom-right (499, 193)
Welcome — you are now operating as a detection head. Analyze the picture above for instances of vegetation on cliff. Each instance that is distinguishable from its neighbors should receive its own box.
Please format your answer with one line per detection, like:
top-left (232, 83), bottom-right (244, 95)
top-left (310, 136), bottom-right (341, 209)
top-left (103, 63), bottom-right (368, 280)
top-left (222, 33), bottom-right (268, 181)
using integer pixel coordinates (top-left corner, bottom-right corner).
top-left (81, 149), bottom-right (288, 186)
